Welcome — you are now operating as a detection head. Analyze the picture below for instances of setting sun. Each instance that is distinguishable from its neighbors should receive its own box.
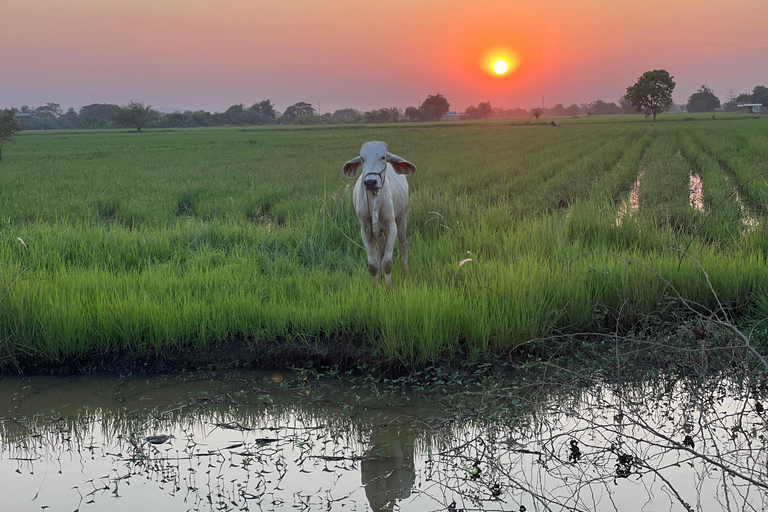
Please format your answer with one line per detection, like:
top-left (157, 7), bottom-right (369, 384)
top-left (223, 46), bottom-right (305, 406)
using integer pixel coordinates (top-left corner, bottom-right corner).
top-left (492, 59), bottom-right (508, 74)
top-left (482, 49), bottom-right (520, 78)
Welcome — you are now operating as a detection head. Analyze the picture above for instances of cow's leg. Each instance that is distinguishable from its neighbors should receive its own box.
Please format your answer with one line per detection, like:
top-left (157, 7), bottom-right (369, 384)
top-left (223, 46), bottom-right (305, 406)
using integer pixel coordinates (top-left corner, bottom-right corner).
top-left (380, 225), bottom-right (397, 292)
top-left (396, 213), bottom-right (408, 274)
top-left (361, 223), bottom-right (379, 286)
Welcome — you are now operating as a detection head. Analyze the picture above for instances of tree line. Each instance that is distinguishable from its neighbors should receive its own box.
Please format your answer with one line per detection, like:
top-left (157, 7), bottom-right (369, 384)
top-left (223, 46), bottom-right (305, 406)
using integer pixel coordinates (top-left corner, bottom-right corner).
top-left (4, 79), bottom-right (767, 133)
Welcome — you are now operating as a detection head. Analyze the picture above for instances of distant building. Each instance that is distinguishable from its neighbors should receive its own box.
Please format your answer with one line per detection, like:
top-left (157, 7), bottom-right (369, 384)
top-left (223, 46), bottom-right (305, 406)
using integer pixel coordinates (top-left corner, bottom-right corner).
top-left (441, 111), bottom-right (466, 121)
top-left (15, 112), bottom-right (37, 127)
top-left (737, 103), bottom-right (766, 113)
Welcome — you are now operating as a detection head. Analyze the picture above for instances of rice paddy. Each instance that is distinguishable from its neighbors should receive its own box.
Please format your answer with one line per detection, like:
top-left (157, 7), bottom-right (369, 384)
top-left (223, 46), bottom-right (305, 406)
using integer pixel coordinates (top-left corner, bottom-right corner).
top-left (1, 114), bottom-right (767, 369)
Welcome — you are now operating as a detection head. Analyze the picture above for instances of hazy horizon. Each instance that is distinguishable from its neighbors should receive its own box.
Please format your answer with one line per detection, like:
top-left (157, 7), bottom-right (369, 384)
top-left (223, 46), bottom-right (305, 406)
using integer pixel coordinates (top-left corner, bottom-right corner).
top-left (3, 0), bottom-right (767, 114)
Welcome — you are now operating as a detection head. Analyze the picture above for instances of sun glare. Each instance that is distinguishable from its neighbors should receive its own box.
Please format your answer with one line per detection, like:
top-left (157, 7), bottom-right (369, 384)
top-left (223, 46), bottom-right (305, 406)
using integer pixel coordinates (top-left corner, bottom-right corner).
top-left (492, 59), bottom-right (508, 74)
top-left (483, 49), bottom-right (519, 77)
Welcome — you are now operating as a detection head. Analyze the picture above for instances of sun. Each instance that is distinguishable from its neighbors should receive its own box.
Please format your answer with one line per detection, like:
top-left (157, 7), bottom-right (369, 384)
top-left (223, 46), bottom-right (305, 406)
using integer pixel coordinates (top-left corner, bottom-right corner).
top-left (492, 59), bottom-right (508, 75)
top-left (482, 49), bottom-right (519, 77)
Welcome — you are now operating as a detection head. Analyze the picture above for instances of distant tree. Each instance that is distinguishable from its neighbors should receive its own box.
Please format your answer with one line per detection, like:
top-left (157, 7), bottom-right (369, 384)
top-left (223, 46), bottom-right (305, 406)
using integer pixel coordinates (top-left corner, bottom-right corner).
top-left (625, 69), bottom-right (676, 121)
top-left (464, 106), bottom-right (482, 119)
top-left (60, 107), bottom-right (80, 129)
top-left (113, 101), bottom-right (156, 132)
top-left (420, 94), bottom-right (450, 121)
top-left (548, 103), bottom-right (568, 117)
top-left (465, 102), bottom-right (495, 119)
top-left (224, 104), bottom-right (246, 125)
top-left (405, 106), bottom-right (428, 122)
top-left (531, 108), bottom-right (542, 120)
top-left (247, 100), bottom-right (277, 124)
top-left (190, 110), bottom-right (212, 127)
top-left (35, 102), bottom-right (62, 120)
top-left (363, 107), bottom-right (402, 123)
top-left (752, 85), bottom-right (768, 106)
top-left (618, 95), bottom-right (636, 114)
top-left (505, 107), bottom-right (529, 117)
top-left (686, 85), bottom-right (720, 113)
top-left (720, 88), bottom-right (739, 111)
top-left (332, 108), bottom-right (361, 121)
top-left (280, 102), bottom-right (316, 123)
top-left (0, 108), bottom-right (22, 161)
top-left (587, 100), bottom-right (621, 115)
top-left (80, 104), bottom-right (119, 120)
top-left (565, 103), bottom-right (581, 116)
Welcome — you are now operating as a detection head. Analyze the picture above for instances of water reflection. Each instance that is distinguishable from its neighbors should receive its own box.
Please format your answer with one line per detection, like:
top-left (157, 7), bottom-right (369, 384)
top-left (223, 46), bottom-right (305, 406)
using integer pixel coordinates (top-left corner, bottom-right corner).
top-left (689, 172), bottom-right (704, 212)
top-left (362, 425), bottom-right (416, 511)
top-left (616, 171), bottom-right (643, 226)
top-left (0, 372), bottom-right (766, 511)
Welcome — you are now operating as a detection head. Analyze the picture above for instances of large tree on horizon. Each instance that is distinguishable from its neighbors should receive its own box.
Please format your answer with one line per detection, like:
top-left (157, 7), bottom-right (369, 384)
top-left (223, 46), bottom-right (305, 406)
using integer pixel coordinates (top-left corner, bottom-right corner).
top-left (686, 85), bottom-right (720, 113)
top-left (420, 94), bottom-right (450, 121)
top-left (625, 69), bottom-right (676, 121)
top-left (113, 101), bottom-right (156, 132)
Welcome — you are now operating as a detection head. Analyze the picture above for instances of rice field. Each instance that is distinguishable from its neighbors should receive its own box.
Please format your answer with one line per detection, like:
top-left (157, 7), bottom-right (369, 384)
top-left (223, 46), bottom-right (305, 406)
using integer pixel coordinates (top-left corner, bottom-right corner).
top-left (1, 114), bottom-right (767, 369)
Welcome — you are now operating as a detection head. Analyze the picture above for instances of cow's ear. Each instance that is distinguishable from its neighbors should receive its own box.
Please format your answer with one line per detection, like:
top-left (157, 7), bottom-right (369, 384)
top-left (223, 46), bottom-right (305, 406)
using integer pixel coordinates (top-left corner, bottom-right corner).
top-left (386, 153), bottom-right (416, 175)
top-left (343, 157), bottom-right (362, 178)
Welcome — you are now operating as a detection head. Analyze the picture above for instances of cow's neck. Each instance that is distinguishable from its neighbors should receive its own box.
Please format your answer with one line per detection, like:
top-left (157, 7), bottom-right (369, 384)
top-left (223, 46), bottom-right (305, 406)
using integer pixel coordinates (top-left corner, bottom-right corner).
top-left (366, 187), bottom-right (387, 231)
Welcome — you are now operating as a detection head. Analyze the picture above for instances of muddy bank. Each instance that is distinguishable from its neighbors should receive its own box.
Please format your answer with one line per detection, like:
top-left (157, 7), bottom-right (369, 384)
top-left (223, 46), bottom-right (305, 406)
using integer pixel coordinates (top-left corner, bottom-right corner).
top-left (7, 317), bottom-right (766, 383)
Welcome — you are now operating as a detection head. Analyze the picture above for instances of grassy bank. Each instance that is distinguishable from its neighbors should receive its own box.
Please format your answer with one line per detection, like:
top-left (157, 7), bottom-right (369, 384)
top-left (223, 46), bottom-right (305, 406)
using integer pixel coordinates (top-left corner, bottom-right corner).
top-left (1, 114), bottom-right (767, 371)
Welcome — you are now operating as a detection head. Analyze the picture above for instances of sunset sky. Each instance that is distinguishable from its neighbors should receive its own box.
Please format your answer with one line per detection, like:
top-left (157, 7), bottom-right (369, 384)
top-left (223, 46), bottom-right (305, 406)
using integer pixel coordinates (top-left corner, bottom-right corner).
top-left (3, 0), bottom-right (767, 114)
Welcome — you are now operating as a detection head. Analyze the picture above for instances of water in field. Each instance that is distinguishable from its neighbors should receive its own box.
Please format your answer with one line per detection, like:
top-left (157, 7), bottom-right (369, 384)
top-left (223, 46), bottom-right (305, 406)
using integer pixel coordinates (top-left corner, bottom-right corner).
top-left (1, 372), bottom-right (766, 512)
top-left (616, 170), bottom-right (643, 226)
top-left (689, 172), bottom-right (704, 212)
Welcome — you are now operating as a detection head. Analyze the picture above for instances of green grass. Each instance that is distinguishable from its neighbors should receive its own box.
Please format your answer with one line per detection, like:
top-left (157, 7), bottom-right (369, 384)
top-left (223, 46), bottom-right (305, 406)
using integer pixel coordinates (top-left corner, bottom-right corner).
top-left (1, 114), bottom-right (768, 369)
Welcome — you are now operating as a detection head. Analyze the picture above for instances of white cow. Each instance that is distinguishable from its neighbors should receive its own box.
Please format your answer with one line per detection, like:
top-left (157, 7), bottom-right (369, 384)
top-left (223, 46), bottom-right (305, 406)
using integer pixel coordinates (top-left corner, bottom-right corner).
top-left (343, 141), bottom-right (416, 291)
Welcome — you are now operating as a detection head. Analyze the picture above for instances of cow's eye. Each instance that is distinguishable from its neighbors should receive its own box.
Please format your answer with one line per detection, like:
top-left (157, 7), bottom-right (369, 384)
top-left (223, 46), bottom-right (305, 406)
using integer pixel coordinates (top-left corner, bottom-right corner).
top-left (381, 156), bottom-right (385, 160)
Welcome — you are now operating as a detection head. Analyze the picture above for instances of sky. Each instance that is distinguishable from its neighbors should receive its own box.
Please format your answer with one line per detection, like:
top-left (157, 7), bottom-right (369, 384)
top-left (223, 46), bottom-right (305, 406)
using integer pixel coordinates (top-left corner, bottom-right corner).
top-left (2, 0), bottom-right (767, 115)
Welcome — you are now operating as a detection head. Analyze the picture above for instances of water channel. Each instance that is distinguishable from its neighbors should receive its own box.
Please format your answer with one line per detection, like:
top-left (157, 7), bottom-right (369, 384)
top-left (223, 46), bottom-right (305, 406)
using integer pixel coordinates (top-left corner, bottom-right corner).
top-left (1, 371), bottom-right (766, 511)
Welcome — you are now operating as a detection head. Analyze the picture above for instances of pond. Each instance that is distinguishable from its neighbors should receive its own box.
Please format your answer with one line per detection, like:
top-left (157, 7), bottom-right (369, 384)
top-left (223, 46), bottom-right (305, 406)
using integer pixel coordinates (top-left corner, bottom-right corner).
top-left (0, 370), bottom-right (766, 511)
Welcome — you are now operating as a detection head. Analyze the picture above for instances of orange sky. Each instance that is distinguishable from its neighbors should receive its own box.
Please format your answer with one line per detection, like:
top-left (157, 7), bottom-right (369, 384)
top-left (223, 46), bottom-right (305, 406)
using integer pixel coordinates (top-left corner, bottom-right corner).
top-left (2, 0), bottom-right (767, 113)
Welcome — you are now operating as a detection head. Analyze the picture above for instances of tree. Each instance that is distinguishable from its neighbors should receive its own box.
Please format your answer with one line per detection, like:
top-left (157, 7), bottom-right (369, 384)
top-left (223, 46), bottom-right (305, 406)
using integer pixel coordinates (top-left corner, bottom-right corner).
top-left (35, 102), bottom-right (62, 120)
top-left (565, 103), bottom-right (581, 116)
top-left (548, 103), bottom-right (568, 117)
top-left (113, 101), bottom-right (156, 131)
top-left (531, 108), bottom-right (542, 120)
top-left (224, 104), bottom-right (246, 125)
top-left (280, 102), bottom-right (316, 123)
top-left (80, 104), bottom-right (119, 120)
top-left (405, 106), bottom-right (428, 122)
top-left (505, 107), bottom-right (529, 118)
top-left (686, 85), bottom-right (720, 113)
top-left (420, 94), bottom-right (450, 121)
top-left (60, 107), bottom-right (80, 129)
top-left (465, 102), bottom-right (495, 119)
top-left (0, 108), bottom-right (22, 161)
top-left (587, 100), bottom-right (621, 116)
top-left (363, 107), bottom-right (402, 123)
top-left (625, 69), bottom-right (676, 121)
top-left (333, 108), bottom-right (361, 121)
top-left (751, 85), bottom-right (768, 107)
top-left (247, 100), bottom-right (277, 124)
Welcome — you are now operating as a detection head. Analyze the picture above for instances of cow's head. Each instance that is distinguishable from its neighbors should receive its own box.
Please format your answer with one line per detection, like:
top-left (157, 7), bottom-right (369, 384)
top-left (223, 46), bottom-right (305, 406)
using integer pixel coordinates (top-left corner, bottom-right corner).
top-left (343, 141), bottom-right (416, 192)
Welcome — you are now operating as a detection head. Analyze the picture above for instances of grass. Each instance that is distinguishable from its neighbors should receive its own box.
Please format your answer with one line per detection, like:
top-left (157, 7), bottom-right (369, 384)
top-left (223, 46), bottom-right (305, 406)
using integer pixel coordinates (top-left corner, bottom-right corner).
top-left (1, 114), bottom-right (767, 370)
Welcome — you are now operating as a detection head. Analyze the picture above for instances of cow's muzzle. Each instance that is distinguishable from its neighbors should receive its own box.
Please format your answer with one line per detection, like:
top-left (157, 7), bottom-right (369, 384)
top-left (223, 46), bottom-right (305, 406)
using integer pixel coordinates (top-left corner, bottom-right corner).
top-left (363, 170), bottom-right (384, 191)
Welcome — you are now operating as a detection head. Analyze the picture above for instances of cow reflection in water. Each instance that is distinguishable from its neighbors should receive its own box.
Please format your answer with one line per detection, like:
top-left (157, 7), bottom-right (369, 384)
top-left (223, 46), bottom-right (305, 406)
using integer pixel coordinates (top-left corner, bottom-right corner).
top-left (361, 425), bottom-right (416, 512)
